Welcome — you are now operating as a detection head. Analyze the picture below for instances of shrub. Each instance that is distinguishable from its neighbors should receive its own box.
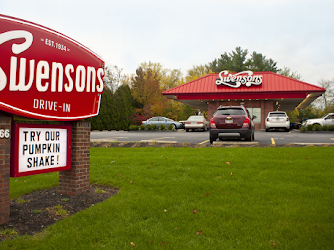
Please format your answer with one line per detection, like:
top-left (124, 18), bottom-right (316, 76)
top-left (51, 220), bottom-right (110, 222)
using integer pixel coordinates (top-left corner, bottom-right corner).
top-left (299, 126), bottom-right (306, 133)
top-left (307, 124), bottom-right (313, 131)
top-left (129, 125), bottom-right (139, 131)
top-left (140, 125), bottom-right (146, 130)
top-left (314, 124), bottom-right (322, 131)
top-left (152, 124), bottom-right (158, 130)
top-left (167, 124), bottom-right (174, 130)
top-left (146, 125), bottom-right (152, 130)
top-left (129, 113), bottom-right (145, 126)
top-left (160, 124), bottom-right (166, 130)
top-left (322, 125), bottom-right (328, 131)
top-left (329, 125), bottom-right (334, 131)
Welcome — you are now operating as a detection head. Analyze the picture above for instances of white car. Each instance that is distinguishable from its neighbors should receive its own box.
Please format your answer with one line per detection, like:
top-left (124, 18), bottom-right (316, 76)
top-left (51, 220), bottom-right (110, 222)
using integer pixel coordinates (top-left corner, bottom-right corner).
top-left (303, 113), bottom-right (334, 127)
top-left (185, 116), bottom-right (210, 132)
top-left (265, 111), bottom-right (290, 132)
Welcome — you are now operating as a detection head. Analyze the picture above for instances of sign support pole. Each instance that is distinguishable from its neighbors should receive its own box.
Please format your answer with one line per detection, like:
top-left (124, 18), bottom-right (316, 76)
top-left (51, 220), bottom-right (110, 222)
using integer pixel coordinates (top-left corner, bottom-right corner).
top-left (58, 120), bottom-right (91, 196)
top-left (0, 113), bottom-right (11, 225)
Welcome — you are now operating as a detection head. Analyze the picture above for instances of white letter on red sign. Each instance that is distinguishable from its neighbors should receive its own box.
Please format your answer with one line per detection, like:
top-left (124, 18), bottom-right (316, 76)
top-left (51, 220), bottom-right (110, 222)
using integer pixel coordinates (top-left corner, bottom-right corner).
top-left (36, 61), bottom-right (50, 92)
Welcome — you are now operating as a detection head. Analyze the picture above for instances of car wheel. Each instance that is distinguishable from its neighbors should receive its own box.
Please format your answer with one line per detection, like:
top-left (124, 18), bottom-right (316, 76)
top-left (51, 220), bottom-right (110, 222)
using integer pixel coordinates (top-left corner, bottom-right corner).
top-left (246, 134), bottom-right (253, 141)
top-left (186, 129), bottom-right (189, 132)
top-left (265, 129), bottom-right (269, 132)
top-left (252, 132), bottom-right (255, 140)
top-left (210, 136), bottom-right (216, 144)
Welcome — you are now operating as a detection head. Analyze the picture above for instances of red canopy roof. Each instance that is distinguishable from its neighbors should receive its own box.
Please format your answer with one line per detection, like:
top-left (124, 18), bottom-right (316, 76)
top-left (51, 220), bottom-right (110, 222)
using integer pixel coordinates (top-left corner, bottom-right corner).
top-left (162, 71), bottom-right (325, 111)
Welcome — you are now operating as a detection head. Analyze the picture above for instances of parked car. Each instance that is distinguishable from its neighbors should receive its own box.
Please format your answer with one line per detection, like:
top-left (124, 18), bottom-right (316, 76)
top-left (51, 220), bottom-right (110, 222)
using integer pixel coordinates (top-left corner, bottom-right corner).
top-left (302, 113), bottom-right (334, 127)
top-left (209, 105), bottom-right (255, 144)
top-left (184, 116), bottom-right (210, 132)
top-left (290, 122), bottom-right (301, 130)
top-left (265, 111), bottom-right (290, 132)
top-left (141, 116), bottom-right (184, 129)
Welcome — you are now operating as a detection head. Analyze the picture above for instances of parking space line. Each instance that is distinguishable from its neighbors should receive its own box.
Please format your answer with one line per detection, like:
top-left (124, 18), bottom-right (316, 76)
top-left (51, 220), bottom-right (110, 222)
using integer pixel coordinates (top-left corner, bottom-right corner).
top-left (199, 140), bottom-right (209, 145)
top-left (148, 137), bottom-right (168, 140)
top-left (271, 138), bottom-right (276, 145)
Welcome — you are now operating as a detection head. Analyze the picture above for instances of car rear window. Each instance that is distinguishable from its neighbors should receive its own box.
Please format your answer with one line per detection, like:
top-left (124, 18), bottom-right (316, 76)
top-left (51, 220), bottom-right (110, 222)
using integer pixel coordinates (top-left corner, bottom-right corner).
top-left (216, 108), bottom-right (245, 116)
top-left (187, 116), bottom-right (204, 121)
top-left (269, 113), bottom-right (287, 117)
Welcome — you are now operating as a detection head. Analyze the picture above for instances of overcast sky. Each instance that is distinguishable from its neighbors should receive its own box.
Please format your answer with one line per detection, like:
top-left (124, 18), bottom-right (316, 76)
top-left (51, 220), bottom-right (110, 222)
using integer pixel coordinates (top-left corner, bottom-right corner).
top-left (1, 0), bottom-right (333, 86)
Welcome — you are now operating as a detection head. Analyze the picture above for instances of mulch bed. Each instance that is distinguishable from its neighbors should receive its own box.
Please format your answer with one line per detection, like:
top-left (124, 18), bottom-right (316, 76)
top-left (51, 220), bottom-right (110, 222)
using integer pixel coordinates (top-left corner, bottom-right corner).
top-left (0, 185), bottom-right (118, 241)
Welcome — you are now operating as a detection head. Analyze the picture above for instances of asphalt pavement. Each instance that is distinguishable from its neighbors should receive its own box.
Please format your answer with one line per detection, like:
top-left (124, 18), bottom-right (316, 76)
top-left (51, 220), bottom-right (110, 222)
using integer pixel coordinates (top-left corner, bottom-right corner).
top-left (91, 129), bottom-right (334, 146)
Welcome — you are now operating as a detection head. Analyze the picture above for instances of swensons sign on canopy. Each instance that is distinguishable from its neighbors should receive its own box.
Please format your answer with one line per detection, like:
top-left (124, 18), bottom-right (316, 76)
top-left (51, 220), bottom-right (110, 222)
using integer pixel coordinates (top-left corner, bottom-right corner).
top-left (216, 70), bottom-right (263, 88)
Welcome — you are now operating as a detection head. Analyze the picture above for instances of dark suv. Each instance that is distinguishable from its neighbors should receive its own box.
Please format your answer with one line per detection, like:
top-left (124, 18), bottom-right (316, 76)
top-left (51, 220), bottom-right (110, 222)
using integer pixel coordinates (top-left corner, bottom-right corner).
top-left (209, 105), bottom-right (255, 144)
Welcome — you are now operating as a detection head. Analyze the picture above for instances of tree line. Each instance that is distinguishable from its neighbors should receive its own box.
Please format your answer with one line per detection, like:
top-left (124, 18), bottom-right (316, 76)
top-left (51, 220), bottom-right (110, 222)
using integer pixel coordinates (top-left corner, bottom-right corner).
top-left (89, 47), bottom-right (334, 130)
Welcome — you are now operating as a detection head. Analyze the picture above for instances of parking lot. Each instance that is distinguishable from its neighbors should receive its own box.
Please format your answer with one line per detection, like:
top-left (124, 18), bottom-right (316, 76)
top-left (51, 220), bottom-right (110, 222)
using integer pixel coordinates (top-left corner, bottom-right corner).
top-left (91, 129), bottom-right (334, 146)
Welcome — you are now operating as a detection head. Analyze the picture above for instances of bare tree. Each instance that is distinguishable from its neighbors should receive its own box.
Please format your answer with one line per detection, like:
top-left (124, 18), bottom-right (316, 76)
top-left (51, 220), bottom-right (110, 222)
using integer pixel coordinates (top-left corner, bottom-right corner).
top-left (315, 78), bottom-right (334, 112)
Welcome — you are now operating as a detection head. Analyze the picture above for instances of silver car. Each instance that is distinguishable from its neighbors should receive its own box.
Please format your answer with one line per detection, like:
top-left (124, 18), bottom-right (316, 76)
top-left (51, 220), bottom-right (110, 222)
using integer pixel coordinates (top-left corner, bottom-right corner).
top-left (265, 111), bottom-right (290, 132)
top-left (141, 116), bottom-right (184, 129)
top-left (302, 113), bottom-right (334, 127)
top-left (185, 116), bottom-right (210, 132)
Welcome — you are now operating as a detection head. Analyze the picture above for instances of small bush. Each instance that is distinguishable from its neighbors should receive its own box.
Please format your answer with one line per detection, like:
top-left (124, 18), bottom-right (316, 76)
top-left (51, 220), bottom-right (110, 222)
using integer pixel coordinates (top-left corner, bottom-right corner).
top-left (307, 124), bottom-right (313, 131)
top-left (329, 125), bottom-right (334, 131)
top-left (314, 124), bottom-right (322, 131)
top-left (129, 125), bottom-right (139, 131)
top-left (299, 126), bottom-right (306, 133)
top-left (146, 125), bottom-right (152, 130)
top-left (95, 188), bottom-right (106, 194)
top-left (167, 124), bottom-right (174, 130)
top-left (140, 125), bottom-right (146, 130)
top-left (31, 210), bottom-right (43, 214)
top-left (322, 125), bottom-right (328, 131)
top-left (17, 198), bottom-right (30, 204)
top-left (160, 124), bottom-right (166, 130)
top-left (0, 229), bottom-right (18, 238)
top-left (152, 124), bottom-right (158, 130)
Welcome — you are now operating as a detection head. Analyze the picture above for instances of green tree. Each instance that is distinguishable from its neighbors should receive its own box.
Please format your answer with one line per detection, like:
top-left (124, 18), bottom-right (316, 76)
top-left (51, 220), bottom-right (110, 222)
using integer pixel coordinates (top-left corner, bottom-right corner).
top-left (90, 87), bottom-right (117, 130)
top-left (130, 66), bottom-right (163, 118)
top-left (114, 84), bottom-right (134, 130)
top-left (277, 66), bottom-right (302, 80)
top-left (208, 47), bottom-right (278, 73)
top-left (89, 65), bottom-right (134, 130)
top-left (185, 64), bottom-right (211, 82)
top-left (248, 52), bottom-right (278, 72)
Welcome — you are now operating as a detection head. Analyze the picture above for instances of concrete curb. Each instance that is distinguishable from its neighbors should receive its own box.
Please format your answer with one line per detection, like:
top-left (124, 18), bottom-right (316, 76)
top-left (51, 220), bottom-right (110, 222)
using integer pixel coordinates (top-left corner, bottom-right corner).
top-left (213, 141), bottom-right (259, 145)
top-left (140, 140), bottom-right (178, 143)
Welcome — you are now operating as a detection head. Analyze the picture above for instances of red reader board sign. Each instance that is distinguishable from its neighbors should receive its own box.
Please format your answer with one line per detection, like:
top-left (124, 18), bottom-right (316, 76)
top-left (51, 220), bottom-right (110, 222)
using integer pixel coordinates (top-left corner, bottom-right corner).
top-left (0, 14), bottom-right (104, 120)
top-left (11, 123), bottom-right (72, 177)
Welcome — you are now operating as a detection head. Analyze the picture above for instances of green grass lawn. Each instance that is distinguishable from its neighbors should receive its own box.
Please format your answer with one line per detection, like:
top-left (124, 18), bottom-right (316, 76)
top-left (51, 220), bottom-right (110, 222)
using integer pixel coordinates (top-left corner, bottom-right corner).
top-left (1, 147), bottom-right (334, 249)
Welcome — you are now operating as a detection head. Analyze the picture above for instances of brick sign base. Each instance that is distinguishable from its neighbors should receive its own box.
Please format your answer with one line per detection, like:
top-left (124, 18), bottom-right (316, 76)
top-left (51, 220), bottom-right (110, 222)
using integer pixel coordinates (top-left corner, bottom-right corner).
top-left (0, 114), bottom-right (91, 225)
top-left (0, 113), bottom-right (11, 225)
top-left (58, 121), bottom-right (91, 195)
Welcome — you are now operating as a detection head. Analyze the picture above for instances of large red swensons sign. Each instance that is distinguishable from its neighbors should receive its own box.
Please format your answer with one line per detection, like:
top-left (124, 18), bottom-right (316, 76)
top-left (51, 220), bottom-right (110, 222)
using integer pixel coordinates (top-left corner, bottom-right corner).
top-left (0, 14), bottom-right (105, 120)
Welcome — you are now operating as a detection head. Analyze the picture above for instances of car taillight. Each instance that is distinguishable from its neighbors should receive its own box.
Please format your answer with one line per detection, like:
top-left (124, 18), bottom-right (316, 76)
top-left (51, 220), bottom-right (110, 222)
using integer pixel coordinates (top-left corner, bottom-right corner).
top-left (266, 118), bottom-right (269, 122)
top-left (286, 117), bottom-right (289, 121)
top-left (242, 118), bottom-right (250, 127)
top-left (197, 122), bottom-right (203, 124)
top-left (185, 122), bottom-right (191, 124)
top-left (210, 118), bottom-right (216, 128)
